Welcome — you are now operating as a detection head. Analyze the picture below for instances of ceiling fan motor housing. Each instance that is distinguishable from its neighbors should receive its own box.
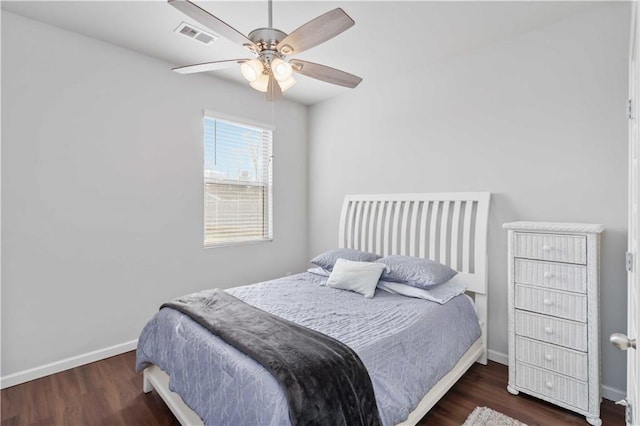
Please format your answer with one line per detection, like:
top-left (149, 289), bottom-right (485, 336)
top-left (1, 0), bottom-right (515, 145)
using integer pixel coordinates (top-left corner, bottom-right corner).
top-left (248, 28), bottom-right (288, 55)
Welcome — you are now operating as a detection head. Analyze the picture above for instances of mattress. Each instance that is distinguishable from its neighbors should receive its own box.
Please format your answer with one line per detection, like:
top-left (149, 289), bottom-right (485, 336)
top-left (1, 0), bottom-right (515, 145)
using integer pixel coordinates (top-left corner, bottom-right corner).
top-left (136, 272), bottom-right (481, 426)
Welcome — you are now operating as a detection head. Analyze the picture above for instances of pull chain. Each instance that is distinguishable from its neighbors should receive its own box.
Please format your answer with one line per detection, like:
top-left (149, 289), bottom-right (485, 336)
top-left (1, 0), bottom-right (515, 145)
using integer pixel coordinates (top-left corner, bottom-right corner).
top-left (271, 97), bottom-right (275, 130)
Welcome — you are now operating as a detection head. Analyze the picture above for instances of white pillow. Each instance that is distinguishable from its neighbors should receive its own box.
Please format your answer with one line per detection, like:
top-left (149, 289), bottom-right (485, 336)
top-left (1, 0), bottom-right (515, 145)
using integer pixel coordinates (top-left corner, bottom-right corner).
top-left (326, 259), bottom-right (387, 298)
top-left (377, 274), bottom-right (468, 304)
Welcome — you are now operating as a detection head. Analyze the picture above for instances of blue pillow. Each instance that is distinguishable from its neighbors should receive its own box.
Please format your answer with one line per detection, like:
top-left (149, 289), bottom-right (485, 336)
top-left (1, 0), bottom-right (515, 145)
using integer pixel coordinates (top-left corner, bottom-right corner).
top-left (376, 255), bottom-right (457, 289)
top-left (310, 248), bottom-right (382, 271)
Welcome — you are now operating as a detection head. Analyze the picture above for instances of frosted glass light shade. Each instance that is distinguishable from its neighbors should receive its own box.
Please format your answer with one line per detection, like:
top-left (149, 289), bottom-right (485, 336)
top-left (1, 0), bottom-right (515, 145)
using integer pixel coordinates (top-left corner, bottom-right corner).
top-left (278, 76), bottom-right (296, 92)
top-left (271, 58), bottom-right (293, 81)
top-left (240, 59), bottom-right (263, 82)
top-left (249, 72), bottom-right (270, 92)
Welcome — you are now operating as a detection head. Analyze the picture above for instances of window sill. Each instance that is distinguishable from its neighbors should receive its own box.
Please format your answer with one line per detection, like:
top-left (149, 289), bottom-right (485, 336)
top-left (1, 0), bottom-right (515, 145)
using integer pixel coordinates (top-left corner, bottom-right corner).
top-left (204, 238), bottom-right (273, 249)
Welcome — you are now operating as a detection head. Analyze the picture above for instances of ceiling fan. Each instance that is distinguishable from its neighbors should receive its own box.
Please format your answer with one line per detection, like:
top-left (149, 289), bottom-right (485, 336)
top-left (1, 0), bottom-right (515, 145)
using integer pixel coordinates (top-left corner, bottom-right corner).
top-left (168, 0), bottom-right (363, 101)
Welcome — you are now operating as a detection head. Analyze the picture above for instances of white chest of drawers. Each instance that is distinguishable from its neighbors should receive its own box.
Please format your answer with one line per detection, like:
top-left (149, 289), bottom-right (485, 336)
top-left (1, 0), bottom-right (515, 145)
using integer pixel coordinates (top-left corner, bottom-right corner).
top-left (503, 221), bottom-right (604, 426)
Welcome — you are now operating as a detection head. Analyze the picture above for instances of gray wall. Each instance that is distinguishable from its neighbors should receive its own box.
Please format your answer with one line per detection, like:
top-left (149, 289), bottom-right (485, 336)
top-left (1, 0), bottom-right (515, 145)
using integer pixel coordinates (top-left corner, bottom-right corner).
top-left (1, 11), bottom-right (308, 376)
top-left (308, 4), bottom-right (629, 394)
top-left (1, 1), bottom-right (631, 398)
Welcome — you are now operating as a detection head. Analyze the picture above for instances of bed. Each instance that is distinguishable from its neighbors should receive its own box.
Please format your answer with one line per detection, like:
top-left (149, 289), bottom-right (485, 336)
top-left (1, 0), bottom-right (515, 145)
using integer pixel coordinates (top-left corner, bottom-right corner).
top-left (137, 192), bottom-right (491, 426)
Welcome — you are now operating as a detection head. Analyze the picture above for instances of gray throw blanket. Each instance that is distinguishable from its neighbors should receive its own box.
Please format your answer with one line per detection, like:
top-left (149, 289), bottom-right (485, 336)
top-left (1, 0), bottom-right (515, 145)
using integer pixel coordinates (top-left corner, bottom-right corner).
top-left (161, 289), bottom-right (382, 426)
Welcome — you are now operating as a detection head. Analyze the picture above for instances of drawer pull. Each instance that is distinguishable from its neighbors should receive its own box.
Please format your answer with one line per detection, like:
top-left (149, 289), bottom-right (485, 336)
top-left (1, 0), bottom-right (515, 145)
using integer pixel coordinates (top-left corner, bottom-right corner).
top-left (544, 353), bottom-right (553, 361)
top-left (544, 327), bottom-right (554, 334)
top-left (543, 245), bottom-right (552, 252)
top-left (545, 381), bottom-right (554, 389)
top-left (543, 271), bottom-right (553, 279)
top-left (543, 299), bottom-right (553, 306)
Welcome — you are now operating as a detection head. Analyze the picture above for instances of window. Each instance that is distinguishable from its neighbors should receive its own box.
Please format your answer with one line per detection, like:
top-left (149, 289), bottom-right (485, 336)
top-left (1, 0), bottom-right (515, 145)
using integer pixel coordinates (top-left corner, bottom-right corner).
top-left (203, 112), bottom-right (273, 246)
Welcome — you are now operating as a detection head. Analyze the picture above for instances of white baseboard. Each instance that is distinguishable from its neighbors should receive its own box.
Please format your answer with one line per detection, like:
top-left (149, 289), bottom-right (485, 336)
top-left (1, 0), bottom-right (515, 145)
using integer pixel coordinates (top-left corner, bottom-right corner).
top-left (0, 339), bottom-right (138, 389)
top-left (488, 349), bottom-right (509, 365)
top-left (487, 349), bottom-right (625, 402)
top-left (601, 384), bottom-right (626, 402)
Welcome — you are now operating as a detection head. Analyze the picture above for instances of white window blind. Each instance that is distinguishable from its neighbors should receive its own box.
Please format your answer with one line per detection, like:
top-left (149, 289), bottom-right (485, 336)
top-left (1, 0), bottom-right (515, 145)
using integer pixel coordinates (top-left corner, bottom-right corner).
top-left (203, 113), bottom-right (273, 246)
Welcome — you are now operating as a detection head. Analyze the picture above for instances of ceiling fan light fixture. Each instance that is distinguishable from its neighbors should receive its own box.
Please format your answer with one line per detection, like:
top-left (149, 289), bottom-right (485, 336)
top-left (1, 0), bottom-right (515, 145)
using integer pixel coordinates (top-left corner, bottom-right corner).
top-left (271, 58), bottom-right (293, 81)
top-left (240, 59), bottom-right (264, 82)
top-left (278, 76), bottom-right (296, 92)
top-left (250, 72), bottom-right (270, 92)
top-left (169, 0), bottom-right (362, 102)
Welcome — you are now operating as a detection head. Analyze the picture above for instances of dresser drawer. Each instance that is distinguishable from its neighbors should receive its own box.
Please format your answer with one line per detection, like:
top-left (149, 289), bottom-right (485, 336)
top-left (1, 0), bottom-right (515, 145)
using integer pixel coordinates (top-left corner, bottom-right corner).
top-left (515, 285), bottom-right (586, 322)
top-left (515, 336), bottom-right (588, 381)
top-left (515, 362), bottom-right (588, 411)
top-left (515, 310), bottom-right (587, 351)
top-left (515, 259), bottom-right (587, 294)
top-left (514, 233), bottom-right (586, 264)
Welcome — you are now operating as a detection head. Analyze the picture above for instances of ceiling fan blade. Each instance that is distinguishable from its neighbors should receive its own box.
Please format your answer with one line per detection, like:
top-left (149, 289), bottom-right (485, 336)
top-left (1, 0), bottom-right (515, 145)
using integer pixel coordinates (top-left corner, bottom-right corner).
top-left (172, 59), bottom-right (248, 74)
top-left (277, 8), bottom-right (354, 55)
top-left (266, 73), bottom-right (283, 102)
top-left (290, 60), bottom-right (362, 88)
top-left (168, 0), bottom-right (258, 52)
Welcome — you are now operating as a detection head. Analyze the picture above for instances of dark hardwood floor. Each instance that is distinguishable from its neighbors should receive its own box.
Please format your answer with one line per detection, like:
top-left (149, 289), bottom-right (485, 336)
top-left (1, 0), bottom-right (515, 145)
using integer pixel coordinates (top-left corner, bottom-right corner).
top-left (1, 352), bottom-right (624, 425)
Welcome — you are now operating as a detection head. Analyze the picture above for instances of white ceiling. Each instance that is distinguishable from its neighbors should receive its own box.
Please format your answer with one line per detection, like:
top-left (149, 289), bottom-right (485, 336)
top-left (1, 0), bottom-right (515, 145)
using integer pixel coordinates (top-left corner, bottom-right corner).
top-left (2, 1), bottom-right (601, 105)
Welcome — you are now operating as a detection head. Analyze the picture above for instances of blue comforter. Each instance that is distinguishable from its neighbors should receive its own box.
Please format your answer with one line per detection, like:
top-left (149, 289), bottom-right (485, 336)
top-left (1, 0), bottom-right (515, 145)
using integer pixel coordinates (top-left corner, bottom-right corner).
top-left (136, 272), bottom-right (481, 426)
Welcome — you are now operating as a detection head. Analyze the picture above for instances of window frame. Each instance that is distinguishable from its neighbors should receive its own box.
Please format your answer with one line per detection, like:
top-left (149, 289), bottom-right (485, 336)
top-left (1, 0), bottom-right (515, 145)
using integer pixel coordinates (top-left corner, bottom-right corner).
top-left (202, 110), bottom-right (274, 248)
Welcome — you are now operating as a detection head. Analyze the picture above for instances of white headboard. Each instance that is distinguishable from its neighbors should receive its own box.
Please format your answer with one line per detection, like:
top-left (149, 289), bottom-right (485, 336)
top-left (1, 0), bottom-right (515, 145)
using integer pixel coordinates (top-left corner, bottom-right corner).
top-left (338, 192), bottom-right (491, 363)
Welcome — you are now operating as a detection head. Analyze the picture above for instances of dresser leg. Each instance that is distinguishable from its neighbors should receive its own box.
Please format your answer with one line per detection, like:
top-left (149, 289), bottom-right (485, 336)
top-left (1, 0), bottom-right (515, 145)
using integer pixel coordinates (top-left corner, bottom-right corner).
top-left (506, 385), bottom-right (519, 395)
top-left (586, 416), bottom-right (601, 426)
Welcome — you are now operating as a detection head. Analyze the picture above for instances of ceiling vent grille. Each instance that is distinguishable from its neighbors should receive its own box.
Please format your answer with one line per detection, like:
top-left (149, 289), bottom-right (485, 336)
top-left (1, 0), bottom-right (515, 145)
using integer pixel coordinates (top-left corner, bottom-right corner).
top-left (174, 22), bottom-right (218, 45)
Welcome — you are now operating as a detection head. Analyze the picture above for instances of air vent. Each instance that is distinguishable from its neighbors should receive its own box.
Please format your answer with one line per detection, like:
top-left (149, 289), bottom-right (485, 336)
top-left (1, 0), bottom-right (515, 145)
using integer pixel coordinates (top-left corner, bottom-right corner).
top-left (174, 22), bottom-right (218, 45)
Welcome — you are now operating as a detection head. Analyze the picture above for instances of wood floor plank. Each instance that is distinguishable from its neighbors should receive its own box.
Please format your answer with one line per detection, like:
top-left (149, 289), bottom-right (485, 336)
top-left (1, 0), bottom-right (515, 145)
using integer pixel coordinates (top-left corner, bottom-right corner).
top-left (421, 361), bottom-right (622, 426)
top-left (1, 353), bottom-right (624, 425)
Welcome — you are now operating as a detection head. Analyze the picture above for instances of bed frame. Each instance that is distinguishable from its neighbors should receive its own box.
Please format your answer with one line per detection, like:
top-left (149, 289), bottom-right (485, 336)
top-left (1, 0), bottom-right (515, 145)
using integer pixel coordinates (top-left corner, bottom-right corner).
top-left (339, 192), bottom-right (491, 425)
top-left (143, 192), bottom-right (491, 426)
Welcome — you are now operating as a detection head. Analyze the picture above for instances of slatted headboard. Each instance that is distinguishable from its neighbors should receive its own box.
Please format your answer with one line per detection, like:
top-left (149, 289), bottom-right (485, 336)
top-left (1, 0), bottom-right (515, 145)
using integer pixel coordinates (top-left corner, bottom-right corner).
top-left (338, 192), bottom-right (491, 364)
